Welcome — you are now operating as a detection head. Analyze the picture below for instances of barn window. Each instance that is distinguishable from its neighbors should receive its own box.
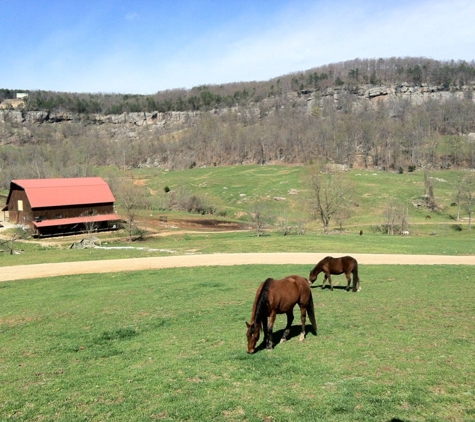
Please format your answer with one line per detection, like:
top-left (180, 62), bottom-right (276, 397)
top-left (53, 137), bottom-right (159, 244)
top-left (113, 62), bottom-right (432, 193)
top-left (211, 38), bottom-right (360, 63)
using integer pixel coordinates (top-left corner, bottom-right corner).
top-left (18, 200), bottom-right (23, 211)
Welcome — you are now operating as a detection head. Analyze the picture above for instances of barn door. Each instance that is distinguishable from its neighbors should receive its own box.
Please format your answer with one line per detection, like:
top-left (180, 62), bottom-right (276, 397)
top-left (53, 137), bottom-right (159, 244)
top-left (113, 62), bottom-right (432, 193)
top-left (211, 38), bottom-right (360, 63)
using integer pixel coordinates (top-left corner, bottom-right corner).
top-left (16, 200), bottom-right (23, 223)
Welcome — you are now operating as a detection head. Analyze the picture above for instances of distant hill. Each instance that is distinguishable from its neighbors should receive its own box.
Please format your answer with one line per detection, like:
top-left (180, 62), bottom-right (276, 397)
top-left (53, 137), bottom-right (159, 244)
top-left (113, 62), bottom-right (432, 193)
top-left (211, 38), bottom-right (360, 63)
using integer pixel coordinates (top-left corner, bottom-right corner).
top-left (2, 57), bottom-right (475, 114)
top-left (0, 57), bottom-right (475, 188)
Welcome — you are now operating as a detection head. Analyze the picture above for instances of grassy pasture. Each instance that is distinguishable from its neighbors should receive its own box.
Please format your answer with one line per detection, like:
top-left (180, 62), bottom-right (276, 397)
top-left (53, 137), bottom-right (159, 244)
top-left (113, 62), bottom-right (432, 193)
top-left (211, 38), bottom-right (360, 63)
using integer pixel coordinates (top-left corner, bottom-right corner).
top-left (2, 165), bottom-right (475, 267)
top-left (130, 165), bottom-right (470, 232)
top-left (1, 265), bottom-right (474, 421)
top-left (2, 229), bottom-right (475, 268)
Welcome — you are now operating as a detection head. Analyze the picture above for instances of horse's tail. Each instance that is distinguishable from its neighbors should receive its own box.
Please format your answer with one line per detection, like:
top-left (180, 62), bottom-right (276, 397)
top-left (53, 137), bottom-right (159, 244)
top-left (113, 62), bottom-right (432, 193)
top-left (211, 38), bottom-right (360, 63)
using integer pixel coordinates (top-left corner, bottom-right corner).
top-left (307, 291), bottom-right (318, 335)
top-left (352, 260), bottom-right (361, 292)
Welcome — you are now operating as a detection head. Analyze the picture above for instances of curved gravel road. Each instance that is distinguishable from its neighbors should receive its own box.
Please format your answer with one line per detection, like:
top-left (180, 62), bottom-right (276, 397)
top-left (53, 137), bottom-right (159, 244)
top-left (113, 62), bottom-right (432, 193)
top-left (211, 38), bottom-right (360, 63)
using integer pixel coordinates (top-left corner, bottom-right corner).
top-left (2, 252), bottom-right (475, 282)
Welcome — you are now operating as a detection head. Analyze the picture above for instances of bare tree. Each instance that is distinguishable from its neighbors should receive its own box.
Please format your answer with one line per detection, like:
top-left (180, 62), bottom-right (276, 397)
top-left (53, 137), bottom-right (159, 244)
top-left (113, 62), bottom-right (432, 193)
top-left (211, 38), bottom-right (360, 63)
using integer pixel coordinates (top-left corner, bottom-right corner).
top-left (334, 206), bottom-right (353, 232)
top-left (277, 210), bottom-right (293, 236)
top-left (251, 202), bottom-right (270, 237)
top-left (424, 169), bottom-right (437, 211)
top-left (306, 166), bottom-right (355, 232)
top-left (112, 178), bottom-right (148, 241)
top-left (383, 198), bottom-right (398, 235)
top-left (453, 173), bottom-right (465, 221)
top-left (460, 173), bottom-right (475, 229)
top-left (82, 213), bottom-right (99, 241)
top-left (0, 226), bottom-right (29, 254)
top-left (382, 197), bottom-right (408, 235)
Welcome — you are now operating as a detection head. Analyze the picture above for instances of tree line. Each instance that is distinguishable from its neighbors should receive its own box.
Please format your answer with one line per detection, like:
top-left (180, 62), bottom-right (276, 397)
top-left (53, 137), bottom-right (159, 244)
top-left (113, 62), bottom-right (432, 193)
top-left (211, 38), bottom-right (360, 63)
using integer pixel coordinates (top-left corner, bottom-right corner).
top-left (2, 57), bottom-right (474, 115)
top-left (1, 57), bottom-right (475, 191)
top-left (1, 93), bottom-right (475, 189)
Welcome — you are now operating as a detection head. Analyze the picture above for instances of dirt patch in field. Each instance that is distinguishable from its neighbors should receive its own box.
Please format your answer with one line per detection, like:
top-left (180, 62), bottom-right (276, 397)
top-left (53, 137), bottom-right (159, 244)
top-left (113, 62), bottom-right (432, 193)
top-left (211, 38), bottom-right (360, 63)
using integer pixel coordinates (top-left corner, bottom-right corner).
top-left (139, 216), bottom-right (253, 233)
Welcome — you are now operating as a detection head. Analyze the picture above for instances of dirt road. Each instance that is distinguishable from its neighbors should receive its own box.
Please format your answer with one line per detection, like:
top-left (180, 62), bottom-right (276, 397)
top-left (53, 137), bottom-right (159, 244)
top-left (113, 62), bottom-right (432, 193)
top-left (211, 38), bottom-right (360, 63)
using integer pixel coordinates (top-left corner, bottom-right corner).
top-left (2, 252), bottom-right (475, 282)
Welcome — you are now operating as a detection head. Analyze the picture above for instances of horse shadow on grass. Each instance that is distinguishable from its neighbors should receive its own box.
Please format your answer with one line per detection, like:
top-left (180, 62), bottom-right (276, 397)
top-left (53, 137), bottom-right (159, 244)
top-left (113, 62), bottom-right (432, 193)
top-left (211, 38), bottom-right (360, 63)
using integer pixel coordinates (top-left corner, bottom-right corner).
top-left (253, 324), bottom-right (317, 353)
top-left (311, 284), bottom-right (349, 291)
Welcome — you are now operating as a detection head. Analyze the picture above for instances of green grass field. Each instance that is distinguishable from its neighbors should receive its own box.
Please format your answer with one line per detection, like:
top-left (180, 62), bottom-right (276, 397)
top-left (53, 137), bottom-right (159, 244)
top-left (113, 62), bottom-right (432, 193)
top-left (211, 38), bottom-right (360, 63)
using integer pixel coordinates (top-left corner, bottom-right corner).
top-left (2, 229), bottom-right (475, 268)
top-left (1, 264), bottom-right (474, 421)
top-left (2, 165), bottom-right (475, 267)
top-left (1, 165), bottom-right (472, 234)
top-left (1, 164), bottom-right (474, 420)
top-left (128, 165), bottom-right (470, 230)
top-left (0, 231), bottom-right (475, 268)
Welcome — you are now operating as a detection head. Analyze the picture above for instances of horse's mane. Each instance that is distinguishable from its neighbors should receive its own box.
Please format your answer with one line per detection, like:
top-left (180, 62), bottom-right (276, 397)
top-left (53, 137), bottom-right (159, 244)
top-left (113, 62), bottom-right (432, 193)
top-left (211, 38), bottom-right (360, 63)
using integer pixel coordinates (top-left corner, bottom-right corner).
top-left (252, 278), bottom-right (272, 331)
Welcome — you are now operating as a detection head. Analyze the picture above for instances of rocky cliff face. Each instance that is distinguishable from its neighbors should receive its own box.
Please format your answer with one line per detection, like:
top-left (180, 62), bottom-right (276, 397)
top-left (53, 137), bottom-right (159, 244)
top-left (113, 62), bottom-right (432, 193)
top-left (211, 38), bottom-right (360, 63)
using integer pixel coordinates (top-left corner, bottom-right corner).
top-left (309, 82), bottom-right (473, 111)
top-left (0, 108), bottom-right (201, 127)
top-left (0, 82), bottom-right (473, 129)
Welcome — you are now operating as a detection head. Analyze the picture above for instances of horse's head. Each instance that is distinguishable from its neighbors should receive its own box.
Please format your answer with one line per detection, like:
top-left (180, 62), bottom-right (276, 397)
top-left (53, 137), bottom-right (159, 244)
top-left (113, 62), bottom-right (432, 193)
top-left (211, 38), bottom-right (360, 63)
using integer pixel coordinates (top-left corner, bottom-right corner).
top-left (245, 321), bottom-right (260, 354)
top-left (309, 267), bottom-right (320, 283)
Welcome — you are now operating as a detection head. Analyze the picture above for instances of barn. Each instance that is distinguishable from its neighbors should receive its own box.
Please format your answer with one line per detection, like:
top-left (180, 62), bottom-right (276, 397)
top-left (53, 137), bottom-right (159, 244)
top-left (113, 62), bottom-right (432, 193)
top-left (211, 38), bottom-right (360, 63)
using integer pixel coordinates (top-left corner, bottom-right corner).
top-left (2, 177), bottom-right (120, 237)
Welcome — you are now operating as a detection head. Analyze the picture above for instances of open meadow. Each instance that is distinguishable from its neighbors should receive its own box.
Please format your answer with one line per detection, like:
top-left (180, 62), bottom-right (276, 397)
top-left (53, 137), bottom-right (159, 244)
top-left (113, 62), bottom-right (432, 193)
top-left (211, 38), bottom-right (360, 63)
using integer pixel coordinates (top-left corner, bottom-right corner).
top-left (1, 165), bottom-right (475, 421)
top-left (124, 165), bottom-right (473, 235)
top-left (1, 264), bottom-right (474, 421)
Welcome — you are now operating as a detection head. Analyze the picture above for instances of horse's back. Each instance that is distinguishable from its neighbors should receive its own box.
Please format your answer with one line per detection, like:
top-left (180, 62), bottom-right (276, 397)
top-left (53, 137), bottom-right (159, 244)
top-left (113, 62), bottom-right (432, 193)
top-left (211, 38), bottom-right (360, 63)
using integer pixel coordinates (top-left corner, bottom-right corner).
top-left (278, 275), bottom-right (310, 291)
top-left (331, 255), bottom-right (357, 271)
top-left (268, 275), bottom-right (311, 311)
top-left (342, 256), bottom-right (358, 270)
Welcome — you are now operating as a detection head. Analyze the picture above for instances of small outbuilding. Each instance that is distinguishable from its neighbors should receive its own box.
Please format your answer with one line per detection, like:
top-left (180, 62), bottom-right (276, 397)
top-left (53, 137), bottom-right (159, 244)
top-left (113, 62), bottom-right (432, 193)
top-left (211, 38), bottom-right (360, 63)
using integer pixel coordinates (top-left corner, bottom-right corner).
top-left (2, 177), bottom-right (120, 237)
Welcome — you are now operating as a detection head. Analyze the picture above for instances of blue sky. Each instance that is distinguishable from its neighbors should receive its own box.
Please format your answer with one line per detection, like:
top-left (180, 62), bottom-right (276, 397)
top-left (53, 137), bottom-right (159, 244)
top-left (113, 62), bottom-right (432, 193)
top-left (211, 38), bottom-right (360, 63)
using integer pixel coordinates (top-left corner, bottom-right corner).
top-left (1, 0), bottom-right (474, 94)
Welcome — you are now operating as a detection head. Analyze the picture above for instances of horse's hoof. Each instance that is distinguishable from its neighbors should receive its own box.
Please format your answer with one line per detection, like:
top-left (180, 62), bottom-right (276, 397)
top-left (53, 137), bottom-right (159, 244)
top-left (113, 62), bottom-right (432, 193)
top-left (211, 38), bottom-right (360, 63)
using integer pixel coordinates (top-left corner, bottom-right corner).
top-left (299, 333), bottom-right (305, 342)
top-left (280, 338), bottom-right (286, 344)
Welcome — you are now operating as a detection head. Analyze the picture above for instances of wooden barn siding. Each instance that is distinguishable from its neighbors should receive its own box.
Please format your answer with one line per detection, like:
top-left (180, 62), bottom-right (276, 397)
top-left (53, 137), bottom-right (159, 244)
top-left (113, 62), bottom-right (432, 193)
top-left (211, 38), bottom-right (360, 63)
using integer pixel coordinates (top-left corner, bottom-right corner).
top-left (6, 189), bottom-right (30, 224)
top-left (6, 186), bottom-right (114, 227)
top-left (33, 203), bottom-right (115, 222)
top-left (35, 218), bottom-right (118, 237)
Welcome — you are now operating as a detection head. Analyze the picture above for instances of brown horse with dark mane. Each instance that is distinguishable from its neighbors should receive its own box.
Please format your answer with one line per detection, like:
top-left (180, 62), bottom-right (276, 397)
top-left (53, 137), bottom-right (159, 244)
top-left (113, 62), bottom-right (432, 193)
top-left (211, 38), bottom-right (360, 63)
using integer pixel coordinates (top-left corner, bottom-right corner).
top-left (246, 275), bottom-right (317, 354)
top-left (309, 256), bottom-right (361, 292)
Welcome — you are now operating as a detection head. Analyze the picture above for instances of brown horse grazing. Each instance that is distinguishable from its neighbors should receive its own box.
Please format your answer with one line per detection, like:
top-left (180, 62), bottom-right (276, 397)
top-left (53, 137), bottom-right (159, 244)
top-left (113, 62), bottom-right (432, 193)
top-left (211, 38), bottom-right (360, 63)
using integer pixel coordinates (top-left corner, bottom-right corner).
top-left (309, 256), bottom-right (361, 292)
top-left (245, 275), bottom-right (317, 354)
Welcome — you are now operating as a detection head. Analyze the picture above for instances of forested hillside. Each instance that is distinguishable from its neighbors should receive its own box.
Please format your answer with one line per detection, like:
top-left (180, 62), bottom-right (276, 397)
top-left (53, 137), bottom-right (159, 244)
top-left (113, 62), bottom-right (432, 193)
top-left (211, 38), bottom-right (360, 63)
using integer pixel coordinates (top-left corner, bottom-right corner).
top-left (1, 57), bottom-right (475, 189)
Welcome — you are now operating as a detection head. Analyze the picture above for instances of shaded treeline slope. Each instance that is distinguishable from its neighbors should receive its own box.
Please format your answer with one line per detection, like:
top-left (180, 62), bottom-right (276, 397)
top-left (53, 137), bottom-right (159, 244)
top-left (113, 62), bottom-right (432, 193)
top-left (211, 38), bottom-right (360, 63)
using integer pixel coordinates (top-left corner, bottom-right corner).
top-left (1, 57), bottom-right (475, 188)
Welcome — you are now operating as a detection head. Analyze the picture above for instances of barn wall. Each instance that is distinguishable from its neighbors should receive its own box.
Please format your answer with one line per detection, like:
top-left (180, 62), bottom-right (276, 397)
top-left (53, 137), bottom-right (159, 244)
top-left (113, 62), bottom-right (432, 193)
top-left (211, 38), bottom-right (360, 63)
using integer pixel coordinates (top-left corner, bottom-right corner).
top-left (35, 219), bottom-right (118, 237)
top-left (5, 180), bottom-right (117, 236)
top-left (33, 203), bottom-right (115, 222)
top-left (6, 189), bottom-right (32, 225)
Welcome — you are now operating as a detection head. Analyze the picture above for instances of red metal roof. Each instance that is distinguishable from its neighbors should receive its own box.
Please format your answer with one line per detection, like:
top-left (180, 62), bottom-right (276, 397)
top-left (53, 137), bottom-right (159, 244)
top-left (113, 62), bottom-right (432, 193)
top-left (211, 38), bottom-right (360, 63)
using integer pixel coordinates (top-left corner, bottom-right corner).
top-left (12, 177), bottom-right (116, 208)
top-left (33, 213), bottom-right (120, 228)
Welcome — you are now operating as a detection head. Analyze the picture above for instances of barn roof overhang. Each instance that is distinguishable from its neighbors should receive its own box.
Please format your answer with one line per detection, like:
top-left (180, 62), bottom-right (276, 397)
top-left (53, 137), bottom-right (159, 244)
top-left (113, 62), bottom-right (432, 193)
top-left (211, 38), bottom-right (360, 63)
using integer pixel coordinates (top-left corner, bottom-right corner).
top-left (33, 213), bottom-right (120, 228)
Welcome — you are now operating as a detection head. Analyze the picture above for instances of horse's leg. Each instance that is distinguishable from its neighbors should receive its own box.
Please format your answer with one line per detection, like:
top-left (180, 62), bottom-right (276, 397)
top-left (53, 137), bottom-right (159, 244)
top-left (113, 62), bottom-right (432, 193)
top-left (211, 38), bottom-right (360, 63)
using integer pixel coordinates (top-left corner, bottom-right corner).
top-left (328, 273), bottom-right (333, 291)
top-left (321, 274), bottom-right (327, 290)
top-left (267, 311), bottom-right (277, 349)
top-left (353, 273), bottom-right (360, 292)
top-left (299, 306), bottom-right (307, 341)
top-left (280, 311), bottom-right (294, 343)
top-left (261, 317), bottom-right (269, 348)
top-left (345, 272), bottom-right (351, 291)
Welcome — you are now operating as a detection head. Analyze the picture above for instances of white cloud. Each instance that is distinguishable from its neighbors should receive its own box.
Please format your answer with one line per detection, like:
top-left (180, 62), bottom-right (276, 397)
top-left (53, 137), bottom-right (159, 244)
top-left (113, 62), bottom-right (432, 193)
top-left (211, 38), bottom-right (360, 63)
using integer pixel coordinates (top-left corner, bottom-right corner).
top-left (125, 12), bottom-right (139, 21)
top-left (3, 0), bottom-right (474, 93)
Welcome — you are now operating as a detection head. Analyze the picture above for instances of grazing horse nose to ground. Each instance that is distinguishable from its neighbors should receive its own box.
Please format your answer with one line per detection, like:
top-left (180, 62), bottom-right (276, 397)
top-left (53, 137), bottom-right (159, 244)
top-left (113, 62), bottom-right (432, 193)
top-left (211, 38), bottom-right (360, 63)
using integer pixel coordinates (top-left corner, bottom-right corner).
top-left (246, 275), bottom-right (317, 353)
